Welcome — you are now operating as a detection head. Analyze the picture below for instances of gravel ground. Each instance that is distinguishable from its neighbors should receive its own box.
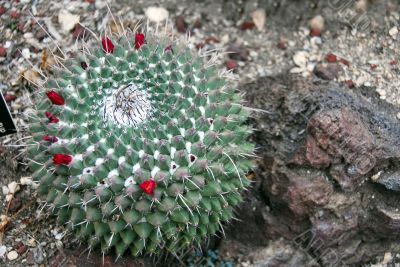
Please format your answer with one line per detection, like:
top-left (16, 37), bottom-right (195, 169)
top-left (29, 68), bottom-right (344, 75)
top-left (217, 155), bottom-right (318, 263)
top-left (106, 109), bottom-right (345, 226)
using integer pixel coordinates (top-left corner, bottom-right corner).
top-left (1, 0), bottom-right (400, 266)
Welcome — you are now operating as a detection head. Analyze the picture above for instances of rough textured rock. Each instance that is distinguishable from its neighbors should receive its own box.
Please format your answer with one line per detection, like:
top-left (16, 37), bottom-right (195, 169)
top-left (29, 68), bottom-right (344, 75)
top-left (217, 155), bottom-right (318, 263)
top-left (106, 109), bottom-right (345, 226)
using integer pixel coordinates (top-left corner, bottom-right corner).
top-left (220, 76), bottom-right (400, 266)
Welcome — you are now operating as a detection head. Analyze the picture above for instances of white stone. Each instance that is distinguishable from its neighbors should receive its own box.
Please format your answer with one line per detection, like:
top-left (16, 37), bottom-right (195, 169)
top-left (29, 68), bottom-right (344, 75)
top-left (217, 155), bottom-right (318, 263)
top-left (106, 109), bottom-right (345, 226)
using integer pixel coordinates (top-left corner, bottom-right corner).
top-left (0, 246), bottom-right (6, 258)
top-left (7, 181), bottom-right (20, 194)
top-left (7, 251), bottom-right (18, 261)
top-left (145, 7), bottom-right (169, 23)
top-left (20, 177), bottom-right (32, 186)
top-left (293, 51), bottom-right (308, 68)
top-left (389, 26), bottom-right (398, 37)
top-left (21, 48), bottom-right (30, 59)
top-left (2, 186), bottom-right (9, 195)
top-left (251, 9), bottom-right (266, 31)
top-left (58, 10), bottom-right (80, 33)
top-left (310, 15), bottom-right (324, 31)
top-left (5, 194), bottom-right (13, 202)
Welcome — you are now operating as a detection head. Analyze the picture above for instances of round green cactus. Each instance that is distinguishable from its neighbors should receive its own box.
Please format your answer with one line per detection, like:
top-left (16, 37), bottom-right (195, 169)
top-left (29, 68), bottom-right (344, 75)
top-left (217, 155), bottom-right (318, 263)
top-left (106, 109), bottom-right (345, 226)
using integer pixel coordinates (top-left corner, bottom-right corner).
top-left (27, 29), bottom-right (253, 256)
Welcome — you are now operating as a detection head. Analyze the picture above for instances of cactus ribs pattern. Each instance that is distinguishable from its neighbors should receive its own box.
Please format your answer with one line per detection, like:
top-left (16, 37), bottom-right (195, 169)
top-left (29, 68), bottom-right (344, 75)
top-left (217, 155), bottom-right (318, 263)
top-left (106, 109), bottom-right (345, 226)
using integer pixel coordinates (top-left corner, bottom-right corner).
top-left (27, 29), bottom-right (254, 257)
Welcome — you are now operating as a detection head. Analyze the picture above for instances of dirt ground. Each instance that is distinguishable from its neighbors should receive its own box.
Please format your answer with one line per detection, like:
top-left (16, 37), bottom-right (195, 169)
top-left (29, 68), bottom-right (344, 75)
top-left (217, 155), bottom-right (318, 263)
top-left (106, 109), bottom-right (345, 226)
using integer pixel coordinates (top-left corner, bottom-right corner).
top-left (1, 0), bottom-right (400, 266)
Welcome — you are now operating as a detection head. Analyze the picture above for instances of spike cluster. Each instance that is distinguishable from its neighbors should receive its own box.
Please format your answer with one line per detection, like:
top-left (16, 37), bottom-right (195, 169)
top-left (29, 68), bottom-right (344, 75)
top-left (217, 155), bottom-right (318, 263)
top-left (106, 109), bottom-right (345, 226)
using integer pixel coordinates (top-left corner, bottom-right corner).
top-left (27, 30), bottom-right (253, 256)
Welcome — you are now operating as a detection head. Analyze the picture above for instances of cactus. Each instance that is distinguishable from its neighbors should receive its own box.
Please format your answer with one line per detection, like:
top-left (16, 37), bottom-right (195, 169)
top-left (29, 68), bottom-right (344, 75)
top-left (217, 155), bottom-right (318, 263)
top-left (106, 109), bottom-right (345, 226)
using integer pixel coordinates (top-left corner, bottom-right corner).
top-left (27, 28), bottom-right (254, 257)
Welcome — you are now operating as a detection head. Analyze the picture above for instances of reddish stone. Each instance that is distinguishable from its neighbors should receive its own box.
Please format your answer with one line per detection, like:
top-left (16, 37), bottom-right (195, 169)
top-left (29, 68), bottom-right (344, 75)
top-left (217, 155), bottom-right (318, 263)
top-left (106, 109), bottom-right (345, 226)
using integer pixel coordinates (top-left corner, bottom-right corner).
top-left (291, 136), bottom-right (331, 169)
top-left (389, 60), bottom-right (397, 66)
top-left (345, 80), bottom-right (354, 88)
top-left (286, 173), bottom-right (333, 216)
top-left (0, 6), bottom-right (6, 15)
top-left (14, 242), bottom-right (27, 254)
top-left (325, 53), bottom-right (337, 63)
top-left (0, 46), bottom-right (6, 57)
top-left (241, 21), bottom-right (255, 30)
top-left (3, 93), bottom-right (16, 102)
top-left (175, 16), bottom-right (188, 33)
top-left (225, 59), bottom-right (237, 70)
top-left (370, 64), bottom-right (378, 70)
top-left (85, 0), bottom-right (95, 3)
top-left (10, 11), bottom-right (20, 19)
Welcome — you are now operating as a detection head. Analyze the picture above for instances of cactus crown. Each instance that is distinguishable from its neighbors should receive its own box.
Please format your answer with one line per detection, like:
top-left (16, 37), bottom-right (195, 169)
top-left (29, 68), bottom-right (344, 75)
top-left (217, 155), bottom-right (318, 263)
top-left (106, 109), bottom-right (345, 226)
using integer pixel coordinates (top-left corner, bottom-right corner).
top-left (27, 27), bottom-right (253, 256)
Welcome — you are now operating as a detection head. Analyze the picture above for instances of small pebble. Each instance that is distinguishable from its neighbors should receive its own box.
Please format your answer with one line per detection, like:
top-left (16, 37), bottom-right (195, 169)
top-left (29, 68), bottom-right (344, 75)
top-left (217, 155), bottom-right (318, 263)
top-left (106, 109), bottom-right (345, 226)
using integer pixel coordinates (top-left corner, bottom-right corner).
top-left (0, 6), bottom-right (6, 15)
top-left (8, 181), bottom-right (20, 194)
top-left (0, 46), bottom-right (6, 57)
top-left (0, 245), bottom-right (6, 258)
top-left (10, 11), bottom-right (20, 19)
top-left (225, 59), bottom-right (237, 70)
top-left (145, 6), bottom-right (169, 23)
top-left (389, 26), bottom-right (398, 37)
top-left (175, 16), bottom-right (187, 33)
top-left (20, 176), bottom-right (33, 185)
top-left (7, 251), bottom-right (18, 261)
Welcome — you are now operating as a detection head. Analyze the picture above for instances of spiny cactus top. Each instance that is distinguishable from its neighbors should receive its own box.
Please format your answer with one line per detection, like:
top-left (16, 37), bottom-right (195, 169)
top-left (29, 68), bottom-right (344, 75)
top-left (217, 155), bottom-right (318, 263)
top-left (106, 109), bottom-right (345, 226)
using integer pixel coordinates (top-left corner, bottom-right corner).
top-left (28, 29), bottom-right (253, 257)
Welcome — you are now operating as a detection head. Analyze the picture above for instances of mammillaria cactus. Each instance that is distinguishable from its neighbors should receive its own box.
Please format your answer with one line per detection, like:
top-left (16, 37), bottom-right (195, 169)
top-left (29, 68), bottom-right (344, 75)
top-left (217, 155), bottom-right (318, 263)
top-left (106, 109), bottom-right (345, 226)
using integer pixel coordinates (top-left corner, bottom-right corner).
top-left (27, 27), bottom-right (254, 257)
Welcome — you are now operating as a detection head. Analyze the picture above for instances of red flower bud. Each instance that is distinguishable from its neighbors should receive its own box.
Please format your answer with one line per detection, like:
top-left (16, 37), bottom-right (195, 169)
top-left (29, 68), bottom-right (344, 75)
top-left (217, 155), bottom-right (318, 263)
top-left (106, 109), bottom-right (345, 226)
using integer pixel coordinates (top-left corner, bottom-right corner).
top-left (102, 37), bottom-right (114, 53)
top-left (139, 179), bottom-right (156, 195)
top-left (135, 33), bottom-right (145, 50)
top-left (45, 112), bottom-right (59, 124)
top-left (42, 135), bottom-right (58, 143)
top-left (46, 91), bottom-right (65, 105)
top-left (53, 154), bottom-right (72, 165)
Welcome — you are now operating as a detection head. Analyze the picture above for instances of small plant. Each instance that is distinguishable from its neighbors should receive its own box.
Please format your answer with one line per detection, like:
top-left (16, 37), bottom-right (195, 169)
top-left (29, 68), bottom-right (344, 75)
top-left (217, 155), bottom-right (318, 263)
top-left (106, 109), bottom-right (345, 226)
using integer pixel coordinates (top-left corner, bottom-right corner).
top-left (27, 25), bottom-right (253, 257)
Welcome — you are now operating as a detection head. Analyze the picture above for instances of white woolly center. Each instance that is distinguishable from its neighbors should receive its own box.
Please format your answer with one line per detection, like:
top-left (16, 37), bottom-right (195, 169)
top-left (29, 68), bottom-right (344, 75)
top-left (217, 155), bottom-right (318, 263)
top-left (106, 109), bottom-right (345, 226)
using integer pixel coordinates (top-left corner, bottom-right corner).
top-left (103, 83), bottom-right (153, 127)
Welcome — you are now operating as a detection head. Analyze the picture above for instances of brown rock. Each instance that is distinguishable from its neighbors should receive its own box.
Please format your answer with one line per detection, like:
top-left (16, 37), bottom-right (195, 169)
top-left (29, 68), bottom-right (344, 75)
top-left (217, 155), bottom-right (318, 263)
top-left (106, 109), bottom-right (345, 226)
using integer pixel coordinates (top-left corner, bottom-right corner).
top-left (290, 136), bottom-right (331, 168)
top-left (227, 43), bottom-right (249, 61)
top-left (314, 63), bottom-right (341, 80)
top-left (175, 16), bottom-right (188, 33)
top-left (8, 197), bottom-right (22, 213)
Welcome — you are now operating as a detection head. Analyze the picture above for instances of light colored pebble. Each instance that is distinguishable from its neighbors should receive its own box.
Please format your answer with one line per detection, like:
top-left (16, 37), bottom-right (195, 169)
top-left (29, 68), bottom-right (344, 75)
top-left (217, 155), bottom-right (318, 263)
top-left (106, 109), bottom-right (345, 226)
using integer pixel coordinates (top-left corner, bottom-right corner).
top-left (58, 10), bottom-right (80, 33)
top-left (293, 51), bottom-right (308, 68)
top-left (7, 251), bottom-right (18, 261)
top-left (310, 15), bottom-right (324, 31)
top-left (145, 6), bottom-right (169, 23)
top-left (7, 181), bottom-right (20, 194)
top-left (389, 26), bottom-right (398, 37)
top-left (0, 246), bottom-right (6, 258)
top-left (20, 176), bottom-right (32, 186)
top-left (2, 185), bottom-right (9, 195)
